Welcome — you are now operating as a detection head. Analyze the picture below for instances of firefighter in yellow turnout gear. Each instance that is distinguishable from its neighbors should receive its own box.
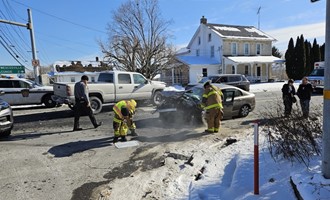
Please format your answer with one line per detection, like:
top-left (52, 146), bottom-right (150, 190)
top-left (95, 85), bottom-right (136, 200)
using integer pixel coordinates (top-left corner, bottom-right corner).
top-left (112, 99), bottom-right (137, 143)
top-left (201, 81), bottom-right (223, 133)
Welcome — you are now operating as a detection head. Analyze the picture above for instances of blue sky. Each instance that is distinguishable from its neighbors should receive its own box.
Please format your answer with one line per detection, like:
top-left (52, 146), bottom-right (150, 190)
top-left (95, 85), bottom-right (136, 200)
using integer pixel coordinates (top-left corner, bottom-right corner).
top-left (0, 0), bottom-right (326, 71)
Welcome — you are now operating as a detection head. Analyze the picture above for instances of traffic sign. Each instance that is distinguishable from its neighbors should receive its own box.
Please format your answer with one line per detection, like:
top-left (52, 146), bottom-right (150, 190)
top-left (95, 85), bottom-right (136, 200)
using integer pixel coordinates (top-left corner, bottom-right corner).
top-left (32, 59), bottom-right (40, 67)
top-left (0, 65), bottom-right (25, 74)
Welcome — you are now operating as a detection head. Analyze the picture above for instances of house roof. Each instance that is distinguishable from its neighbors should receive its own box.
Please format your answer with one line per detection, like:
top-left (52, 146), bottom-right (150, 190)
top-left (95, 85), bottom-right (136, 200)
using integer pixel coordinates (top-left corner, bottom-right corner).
top-left (225, 56), bottom-right (284, 63)
top-left (207, 23), bottom-right (276, 41)
top-left (177, 56), bottom-right (220, 65)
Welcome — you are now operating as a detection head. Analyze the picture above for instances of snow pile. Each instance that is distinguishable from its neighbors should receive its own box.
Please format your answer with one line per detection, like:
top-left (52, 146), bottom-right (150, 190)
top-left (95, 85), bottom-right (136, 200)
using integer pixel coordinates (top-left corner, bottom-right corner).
top-left (250, 81), bottom-right (301, 93)
top-left (164, 85), bottom-right (185, 91)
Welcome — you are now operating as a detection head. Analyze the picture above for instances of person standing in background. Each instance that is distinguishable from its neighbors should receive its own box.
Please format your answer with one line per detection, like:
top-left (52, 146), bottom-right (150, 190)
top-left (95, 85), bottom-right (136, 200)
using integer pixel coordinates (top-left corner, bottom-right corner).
top-left (73, 75), bottom-right (102, 131)
top-left (281, 79), bottom-right (296, 117)
top-left (297, 77), bottom-right (313, 118)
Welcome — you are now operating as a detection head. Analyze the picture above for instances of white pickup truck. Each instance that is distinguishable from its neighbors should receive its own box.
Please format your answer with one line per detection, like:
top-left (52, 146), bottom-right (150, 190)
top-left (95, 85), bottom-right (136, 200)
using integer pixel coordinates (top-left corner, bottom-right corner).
top-left (52, 71), bottom-right (166, 113)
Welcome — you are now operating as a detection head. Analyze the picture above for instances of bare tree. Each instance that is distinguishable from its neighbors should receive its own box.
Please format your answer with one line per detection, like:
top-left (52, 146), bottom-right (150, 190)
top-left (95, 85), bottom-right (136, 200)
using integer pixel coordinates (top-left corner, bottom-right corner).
top-left (99, 0), bottom-right (174, 79)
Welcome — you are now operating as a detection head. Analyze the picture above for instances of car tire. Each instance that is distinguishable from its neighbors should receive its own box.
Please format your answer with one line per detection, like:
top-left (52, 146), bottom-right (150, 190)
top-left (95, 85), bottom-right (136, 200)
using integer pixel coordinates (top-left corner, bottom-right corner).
top-left (239, 105), bottom-right (250, 117)
top-left (152, 91), bottom-right (163, 106)
top-left (43, 94), bottom-right (57, 108)
top-left (90, 96), bottom-right (102, 114)
top-left (1, 130), bottom-right (11, 137)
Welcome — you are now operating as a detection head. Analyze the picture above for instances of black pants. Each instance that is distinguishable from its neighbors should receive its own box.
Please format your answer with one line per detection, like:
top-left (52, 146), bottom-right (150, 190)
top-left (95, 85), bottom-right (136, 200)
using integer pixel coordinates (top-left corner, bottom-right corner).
top-left (73, 101), bottom-right (98, 129)
top-left (283, 96), bottom-right (293, 116)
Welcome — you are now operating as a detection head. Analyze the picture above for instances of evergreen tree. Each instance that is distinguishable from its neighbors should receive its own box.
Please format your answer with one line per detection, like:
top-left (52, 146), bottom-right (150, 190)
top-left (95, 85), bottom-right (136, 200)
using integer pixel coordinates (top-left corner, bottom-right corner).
top-left (295, 35), bottom-right (306, 79)
top-left (285, 38), bottom-right (295, 79)
top-left (304, 40), bottom-right (312, 75)
top-left (272, 46), bottom-right (282, 58)
top-left (320, 43), bottom-right (325, 61)
top-left (312, 38), bottom-right (321, 66)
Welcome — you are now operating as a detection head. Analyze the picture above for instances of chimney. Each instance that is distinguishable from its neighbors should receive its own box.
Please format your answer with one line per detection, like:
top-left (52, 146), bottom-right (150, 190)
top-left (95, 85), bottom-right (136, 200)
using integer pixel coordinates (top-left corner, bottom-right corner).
top-left (200, 16), bottom-right (207, 24)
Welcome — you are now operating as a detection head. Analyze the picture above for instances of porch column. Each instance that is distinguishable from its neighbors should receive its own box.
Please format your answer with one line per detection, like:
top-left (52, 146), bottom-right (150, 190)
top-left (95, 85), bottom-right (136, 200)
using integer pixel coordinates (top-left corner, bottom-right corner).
top-left (234, 64), bottom-right (238, 74)
top-left (251, 63), bottom-right (254, 81)
top-left (266, 63), bottom-right (269, 82)
top-left (171, 67), bottom-right (174, 85)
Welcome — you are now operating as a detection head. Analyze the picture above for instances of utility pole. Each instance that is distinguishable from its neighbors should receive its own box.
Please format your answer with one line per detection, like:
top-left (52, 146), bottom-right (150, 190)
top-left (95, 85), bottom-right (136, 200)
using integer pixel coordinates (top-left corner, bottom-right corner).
top-left (314, 0), bottom-right (330, 178)
top-left (0, 9), bottom-right (41, 84)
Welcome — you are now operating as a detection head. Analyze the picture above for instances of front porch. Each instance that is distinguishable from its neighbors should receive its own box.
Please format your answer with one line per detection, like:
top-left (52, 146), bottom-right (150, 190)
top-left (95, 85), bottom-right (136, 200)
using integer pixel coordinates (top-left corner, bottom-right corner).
top-left (223, 56), bottom-right (284, 82)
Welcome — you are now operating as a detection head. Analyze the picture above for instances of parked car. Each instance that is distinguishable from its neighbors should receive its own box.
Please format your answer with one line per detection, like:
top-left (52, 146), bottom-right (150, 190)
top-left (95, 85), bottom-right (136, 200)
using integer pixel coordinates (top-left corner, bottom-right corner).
top-left (185, 74), bottom-right (250, 91)
top-left (0, 77), bottom-right (56, 108)
top-left (0, 95), bottom-right (14, 137)
top-left (52, 71), bottom-right (166, 113)
top-left (157, 83), bottom-right (255, 123)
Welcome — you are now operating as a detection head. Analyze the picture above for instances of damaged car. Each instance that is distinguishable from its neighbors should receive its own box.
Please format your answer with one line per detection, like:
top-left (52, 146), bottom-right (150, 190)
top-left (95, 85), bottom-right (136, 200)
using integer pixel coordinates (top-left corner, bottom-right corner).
top-left (156, 84), bottom-right (255, 123)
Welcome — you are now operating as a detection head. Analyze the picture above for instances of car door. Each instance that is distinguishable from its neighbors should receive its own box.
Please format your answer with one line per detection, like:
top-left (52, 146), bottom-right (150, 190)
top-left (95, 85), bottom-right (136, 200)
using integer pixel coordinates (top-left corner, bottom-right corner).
top-left (0, 80), bottom-right (18, 105)
top-left (115, 73), bottom-right (135, 100)
top-left (221, 89), bottom-right (234, 119)
top-left (1, 80), bottom-right (33, 105)
top-left (132, 73), bottom-right (153, 100)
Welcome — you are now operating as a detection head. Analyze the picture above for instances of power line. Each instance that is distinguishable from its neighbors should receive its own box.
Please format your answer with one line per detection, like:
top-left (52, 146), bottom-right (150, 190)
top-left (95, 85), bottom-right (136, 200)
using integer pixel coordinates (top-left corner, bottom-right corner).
top-left (0, 36), bottom-right (31, 70)
top-left (11, 0), bottom-right (107, 34)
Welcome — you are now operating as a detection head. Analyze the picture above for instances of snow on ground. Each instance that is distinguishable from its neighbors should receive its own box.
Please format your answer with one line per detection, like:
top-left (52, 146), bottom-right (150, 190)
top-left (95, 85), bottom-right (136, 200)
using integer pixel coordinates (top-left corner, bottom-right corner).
top-left (107, 81), bottom-right (328, 200)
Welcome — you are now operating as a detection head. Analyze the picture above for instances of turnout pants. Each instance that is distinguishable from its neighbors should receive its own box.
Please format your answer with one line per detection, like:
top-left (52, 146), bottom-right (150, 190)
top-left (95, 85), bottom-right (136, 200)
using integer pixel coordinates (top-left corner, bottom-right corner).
top-left (206, 108), bottom-right (222, 132)
top-left (113, 113), bottom-right (136, 137)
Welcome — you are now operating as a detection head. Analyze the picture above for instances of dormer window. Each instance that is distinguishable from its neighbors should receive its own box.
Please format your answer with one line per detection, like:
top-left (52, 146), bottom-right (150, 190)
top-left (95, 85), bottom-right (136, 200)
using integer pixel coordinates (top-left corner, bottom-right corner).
top-left (208, 33), bottom-right (212, 42)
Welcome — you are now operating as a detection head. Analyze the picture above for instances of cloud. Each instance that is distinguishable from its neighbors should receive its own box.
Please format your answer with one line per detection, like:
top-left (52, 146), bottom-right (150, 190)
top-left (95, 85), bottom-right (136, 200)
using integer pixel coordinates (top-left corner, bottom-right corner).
top-left (266, 22), bottom-right (325, 51)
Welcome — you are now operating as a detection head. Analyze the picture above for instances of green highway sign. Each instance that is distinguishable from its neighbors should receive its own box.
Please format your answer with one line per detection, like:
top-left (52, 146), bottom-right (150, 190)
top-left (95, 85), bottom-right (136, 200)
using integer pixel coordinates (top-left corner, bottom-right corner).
top-left (0, 65), bottom-right (25, 74)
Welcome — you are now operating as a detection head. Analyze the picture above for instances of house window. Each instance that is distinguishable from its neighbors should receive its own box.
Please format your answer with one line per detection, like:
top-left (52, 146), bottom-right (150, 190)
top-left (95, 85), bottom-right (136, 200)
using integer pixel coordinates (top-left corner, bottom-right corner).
top-left (245, 65), bottom-right (249, 75)
top-left (231, 43), bottom-right (237, 55)
top-left (232, 66), bottom-right (235, 74)
top-left (202, 68), bottom-right (207, 77)
top-left (198, 36), bottom-right (201, 45)
top-left (208, 33), bottom-right (212, 42)
top-left (256, 43), bottom-right (261, 55)
top-left (196, 49), bottom-right (200, 56)
top-left (244, 43), bottom-right (249, 55)
top-left (210, 46), bottom-right (215, 57)
top-left (70, 77), bottom-right (75, 82)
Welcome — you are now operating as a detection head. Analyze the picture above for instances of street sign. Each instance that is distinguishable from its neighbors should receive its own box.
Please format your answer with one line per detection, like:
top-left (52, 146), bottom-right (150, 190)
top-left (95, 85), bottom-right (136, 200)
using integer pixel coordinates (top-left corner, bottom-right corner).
top-left (32, 59), bottom-right (39, 67)
top-left (0, 65), bottom-right (25, 74)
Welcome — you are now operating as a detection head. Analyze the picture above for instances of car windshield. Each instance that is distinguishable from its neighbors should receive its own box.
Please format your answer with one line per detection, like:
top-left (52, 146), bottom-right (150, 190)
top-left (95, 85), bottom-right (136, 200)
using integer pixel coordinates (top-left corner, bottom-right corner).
top-left (198, 77), bottom-right (211, 83)
top-left (185, 87), bottom-right (204, 101)
top-left (309, 69), bottom-right (324, 76)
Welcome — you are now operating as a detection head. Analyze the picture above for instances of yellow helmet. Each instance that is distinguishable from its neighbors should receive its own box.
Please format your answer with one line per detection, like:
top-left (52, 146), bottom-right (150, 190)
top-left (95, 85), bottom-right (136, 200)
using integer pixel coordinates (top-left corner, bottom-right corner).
top-left (127, 99), bottom-right (137, 110)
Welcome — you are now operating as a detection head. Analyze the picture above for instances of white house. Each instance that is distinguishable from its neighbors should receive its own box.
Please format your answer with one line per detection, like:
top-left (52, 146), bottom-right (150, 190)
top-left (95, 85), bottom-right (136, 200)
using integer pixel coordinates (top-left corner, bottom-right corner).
top-left (177, 16), bottom-right (283, 84)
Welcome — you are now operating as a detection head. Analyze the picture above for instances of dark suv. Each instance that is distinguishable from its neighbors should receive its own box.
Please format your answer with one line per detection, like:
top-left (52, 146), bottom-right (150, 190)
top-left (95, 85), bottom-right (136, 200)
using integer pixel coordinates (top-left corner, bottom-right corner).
top-left (186, 74), bottom-right (250, 91)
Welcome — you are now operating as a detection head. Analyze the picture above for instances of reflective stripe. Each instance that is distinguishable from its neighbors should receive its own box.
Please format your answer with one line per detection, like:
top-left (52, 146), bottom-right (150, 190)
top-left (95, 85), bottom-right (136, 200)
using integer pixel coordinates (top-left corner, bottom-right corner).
top-left (113, 105), bottom-right (123, 119)
top-left (324, 90), bottom-right (330, 100)
top-left (205, 103), bottom-right (223, 110)
top-left (114, 130), bottom-right (120, 137)
top-left (113, 117), bottom-right (122, 123)
top-left (214, 128), bottom-right (219, 132)
top-left (203, 94), bottom-right (208, 98)
top-left (207, 128), bottom-right (214, 132)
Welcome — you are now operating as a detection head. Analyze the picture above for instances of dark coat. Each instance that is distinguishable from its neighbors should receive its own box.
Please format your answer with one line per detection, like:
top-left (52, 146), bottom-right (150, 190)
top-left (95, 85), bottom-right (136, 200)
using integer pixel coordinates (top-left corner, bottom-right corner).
top-left (297, 83), bottom-right (313, 100)
top-left (282, 83), bottom-right (296, 99)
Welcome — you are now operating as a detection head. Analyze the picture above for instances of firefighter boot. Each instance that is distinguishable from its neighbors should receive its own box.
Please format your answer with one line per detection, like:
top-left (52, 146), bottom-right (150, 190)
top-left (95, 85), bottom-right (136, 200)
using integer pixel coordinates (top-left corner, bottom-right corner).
top-left (120, 136), bottom-right (127, 142)
top-left (113, 137), bottom-right (119, 143)
top-left (130, 129), bottom-right (138, 136)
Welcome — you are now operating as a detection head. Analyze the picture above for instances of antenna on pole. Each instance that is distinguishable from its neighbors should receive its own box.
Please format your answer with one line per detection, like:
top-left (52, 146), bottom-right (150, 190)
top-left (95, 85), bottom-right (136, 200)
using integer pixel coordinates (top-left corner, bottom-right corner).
top-left (257, 6), bottom-right (261, 29)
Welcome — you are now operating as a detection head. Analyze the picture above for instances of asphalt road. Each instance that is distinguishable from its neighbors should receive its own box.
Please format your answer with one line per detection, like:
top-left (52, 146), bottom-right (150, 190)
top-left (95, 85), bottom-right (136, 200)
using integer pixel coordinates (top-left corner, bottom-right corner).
top-left (0, 90), bottom-right (323, 200)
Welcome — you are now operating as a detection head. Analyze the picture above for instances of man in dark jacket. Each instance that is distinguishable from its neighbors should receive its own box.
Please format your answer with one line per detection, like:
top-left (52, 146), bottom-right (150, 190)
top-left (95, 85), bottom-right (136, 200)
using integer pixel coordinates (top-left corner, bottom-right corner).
top-left (73, 75), bottom-right (102, 131)
top-left (281, 79), bottom-right (296, 117)
top-left (297, 77), bottom-right (313, 118)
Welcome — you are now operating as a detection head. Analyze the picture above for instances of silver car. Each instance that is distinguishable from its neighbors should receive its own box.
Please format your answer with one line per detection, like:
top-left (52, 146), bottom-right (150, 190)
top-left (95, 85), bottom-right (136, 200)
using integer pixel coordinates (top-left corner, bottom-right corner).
top-left (157, 83), bottom-right (255, 122)
top-left (0, 97), bottom-right (14, 137)
top-left (188, 84), bottom-right (255, 119)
